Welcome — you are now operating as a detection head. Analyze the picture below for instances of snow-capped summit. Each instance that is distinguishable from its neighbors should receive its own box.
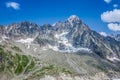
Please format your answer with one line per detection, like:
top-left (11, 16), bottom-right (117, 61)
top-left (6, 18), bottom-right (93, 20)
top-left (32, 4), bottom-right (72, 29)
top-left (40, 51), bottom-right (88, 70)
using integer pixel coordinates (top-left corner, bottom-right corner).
top-left (67, 15), bottom-right (81, 26)
top-left (67, 15), bottom-right (80, 22)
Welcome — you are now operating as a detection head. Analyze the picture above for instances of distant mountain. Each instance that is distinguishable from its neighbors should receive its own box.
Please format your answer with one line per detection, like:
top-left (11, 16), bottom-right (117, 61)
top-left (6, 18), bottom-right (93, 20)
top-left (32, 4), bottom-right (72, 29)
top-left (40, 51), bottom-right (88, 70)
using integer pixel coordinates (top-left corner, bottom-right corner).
top-left (6, 21), bottom-right (40, 40)
top-left (109, 34), bottom-right (120, 42)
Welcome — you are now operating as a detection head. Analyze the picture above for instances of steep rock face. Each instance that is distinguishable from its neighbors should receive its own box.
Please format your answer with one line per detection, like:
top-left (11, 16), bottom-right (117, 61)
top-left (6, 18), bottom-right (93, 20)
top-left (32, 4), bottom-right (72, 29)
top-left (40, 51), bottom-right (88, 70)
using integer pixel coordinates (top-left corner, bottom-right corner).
top-left (53, 15), bottom-right (83, 33)
top-left (6, 21), bottom-right (40, 40)
top-left (0, 25), bottom-right (7, 41)
top-left (51, 15), bottom-right (120, 61)
top-left (0, 25), bottom-right (7, 36)
top-left (34, 24), bottom-right (55, 46)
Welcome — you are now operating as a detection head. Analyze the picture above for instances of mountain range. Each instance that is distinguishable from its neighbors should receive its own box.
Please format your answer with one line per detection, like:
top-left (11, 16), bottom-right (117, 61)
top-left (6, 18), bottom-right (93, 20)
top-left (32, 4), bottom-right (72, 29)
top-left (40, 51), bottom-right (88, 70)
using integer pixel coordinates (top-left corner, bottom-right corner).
top-left (0, 15), bottom-right (120, 80)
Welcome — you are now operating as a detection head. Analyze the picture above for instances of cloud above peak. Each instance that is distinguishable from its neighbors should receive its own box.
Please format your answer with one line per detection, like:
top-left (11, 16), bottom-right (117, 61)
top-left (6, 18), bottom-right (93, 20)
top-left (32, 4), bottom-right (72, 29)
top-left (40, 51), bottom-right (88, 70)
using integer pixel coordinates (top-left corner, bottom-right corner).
top-left (104, 0), bottom-right (112, 3)
top-left (108, 23), bottom-right (120, 31)
top-left (101, 9), bottom-right (120, 23)
top-left (6, 2), bottom-right (20, 10)
top-left (101, 9), bottom-right (120, 31)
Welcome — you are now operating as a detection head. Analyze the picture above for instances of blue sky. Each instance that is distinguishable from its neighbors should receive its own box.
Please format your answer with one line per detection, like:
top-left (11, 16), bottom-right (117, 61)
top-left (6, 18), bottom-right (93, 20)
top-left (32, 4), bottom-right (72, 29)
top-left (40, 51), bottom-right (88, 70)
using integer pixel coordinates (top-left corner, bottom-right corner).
top-left (0, 0), bottom-right (120, 35)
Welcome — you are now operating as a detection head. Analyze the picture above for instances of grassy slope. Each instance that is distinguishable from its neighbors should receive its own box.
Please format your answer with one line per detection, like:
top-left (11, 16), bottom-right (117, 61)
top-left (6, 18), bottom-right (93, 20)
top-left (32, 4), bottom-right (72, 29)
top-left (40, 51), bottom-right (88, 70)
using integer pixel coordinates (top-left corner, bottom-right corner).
top-left (12, 42), bottom-right (120, 74)
top-left (0, 41), bottom-right (120, 80)
top-left (0, 44), bottom-right (72, 80)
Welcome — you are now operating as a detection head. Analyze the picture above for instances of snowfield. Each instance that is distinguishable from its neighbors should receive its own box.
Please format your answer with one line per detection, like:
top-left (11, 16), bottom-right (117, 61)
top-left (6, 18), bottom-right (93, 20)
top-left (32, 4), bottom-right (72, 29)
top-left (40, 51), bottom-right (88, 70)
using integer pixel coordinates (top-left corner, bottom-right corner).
top-left (16, 38), bottom-right (34, 44)
top-left (50, 32), bottom-right (92, 53)
top-left (107, 56), bottom-right (120, 62)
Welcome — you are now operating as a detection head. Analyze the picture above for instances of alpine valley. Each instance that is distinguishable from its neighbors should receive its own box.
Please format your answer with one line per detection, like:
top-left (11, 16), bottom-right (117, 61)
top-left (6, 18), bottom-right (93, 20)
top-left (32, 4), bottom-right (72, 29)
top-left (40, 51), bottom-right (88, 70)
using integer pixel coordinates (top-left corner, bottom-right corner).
top-left (0, 15), bottom-right (120, 80)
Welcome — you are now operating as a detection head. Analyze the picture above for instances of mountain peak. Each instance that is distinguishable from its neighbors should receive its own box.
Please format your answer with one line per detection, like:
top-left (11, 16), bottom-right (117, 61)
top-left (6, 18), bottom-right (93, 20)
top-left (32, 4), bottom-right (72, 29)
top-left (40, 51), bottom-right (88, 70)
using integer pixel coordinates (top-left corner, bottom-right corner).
top-left (67, 15), bottom-right (82, 26)
top-left (67, 15), bottom-right (80, 21)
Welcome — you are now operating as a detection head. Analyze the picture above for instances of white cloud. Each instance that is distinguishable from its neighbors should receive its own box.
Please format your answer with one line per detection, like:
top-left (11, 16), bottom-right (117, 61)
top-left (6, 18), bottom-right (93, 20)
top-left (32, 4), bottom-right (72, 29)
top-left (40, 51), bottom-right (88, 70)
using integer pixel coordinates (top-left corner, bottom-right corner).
top-left (104, 0), bottom-right (112, 3)
top-left (108, 23), bottom-right (120, 31)
top-left (101, 9), bottom-right (120, 23)
top-left (113, 4), bottom-right (118, 8)
top-left (101, 9), bottom-right (120, 31)
top-left (99, 32), bottom-right (107, 37)
top-left (6, 2), bottom-right (20, 10)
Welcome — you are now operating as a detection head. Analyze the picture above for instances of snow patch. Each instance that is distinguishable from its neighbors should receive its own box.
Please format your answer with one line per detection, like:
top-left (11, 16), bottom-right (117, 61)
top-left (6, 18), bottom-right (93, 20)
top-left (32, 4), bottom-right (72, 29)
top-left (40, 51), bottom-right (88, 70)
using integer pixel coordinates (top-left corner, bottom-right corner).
top-left (0, 40), bottom-right (2, 43)
top-left (52, 23), bottom-right (56, 26)
top-left (2, 36), bottom-right (9, 41)
top-left (107, 56), bottom-right (120, 62)
top-left (33, 48), bottom-right (37, 52)
top-left (51, 32), bottom-right (92, 53)
top-left (42, 47), bottom-right (47, 50)
top-left (48, 45), bottom-right (59, 51)
top-left (27, 44), bottom-right (30, 49)
top-left (99, 32), bottom-right (107, 37)
top-left (16, 38), bottom-right (34, 44)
